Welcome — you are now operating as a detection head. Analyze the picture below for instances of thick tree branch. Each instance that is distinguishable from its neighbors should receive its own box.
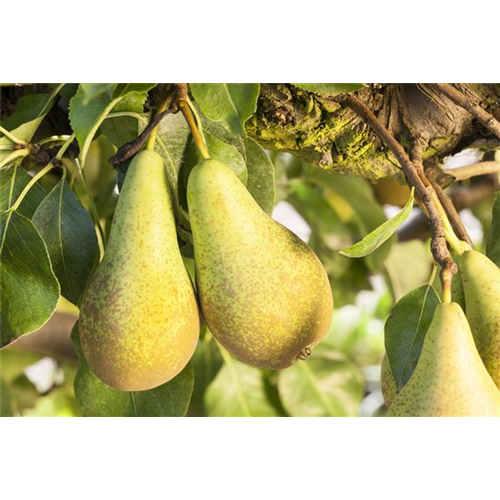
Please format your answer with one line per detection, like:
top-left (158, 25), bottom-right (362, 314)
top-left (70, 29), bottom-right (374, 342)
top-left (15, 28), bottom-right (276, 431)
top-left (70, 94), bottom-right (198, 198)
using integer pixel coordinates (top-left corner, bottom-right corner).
top-left (431, 83), bottom-right (500, 140)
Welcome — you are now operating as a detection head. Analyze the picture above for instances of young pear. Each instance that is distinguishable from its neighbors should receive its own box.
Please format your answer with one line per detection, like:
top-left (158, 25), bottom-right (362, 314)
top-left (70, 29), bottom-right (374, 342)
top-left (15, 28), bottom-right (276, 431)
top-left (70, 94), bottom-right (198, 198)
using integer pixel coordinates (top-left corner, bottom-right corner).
top-left (79, 150), bottom-right (199, 391)
top-left (458, 249), bottom-right (500, 389)
top-left (187, 159), bottom-right (333, 370)
top-left (387, 303), bottom-right (500, 417)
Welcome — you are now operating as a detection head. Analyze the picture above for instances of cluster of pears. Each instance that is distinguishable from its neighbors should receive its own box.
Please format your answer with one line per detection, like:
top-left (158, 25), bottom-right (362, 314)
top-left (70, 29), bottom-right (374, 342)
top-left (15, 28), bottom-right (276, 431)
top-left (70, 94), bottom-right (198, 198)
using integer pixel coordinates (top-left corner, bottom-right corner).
top-left (384, 249), bottom-right (500, 417)
top-left (79, 151), bottom-right (333, 391)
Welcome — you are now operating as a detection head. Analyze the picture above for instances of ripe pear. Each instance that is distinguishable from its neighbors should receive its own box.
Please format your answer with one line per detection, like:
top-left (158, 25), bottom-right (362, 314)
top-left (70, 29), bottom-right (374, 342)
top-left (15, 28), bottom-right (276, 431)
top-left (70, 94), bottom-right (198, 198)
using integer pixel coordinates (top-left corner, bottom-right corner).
top-left (387, 303), bottom-right (500, 417)
top-left (458, 249), bottom-right (500, 389)
top-left (187, 159), bottom-right (333, 370)
top-left (381, 355), bottom-right (397, 408)
top-left (79, 150), bottom-right (199, 391)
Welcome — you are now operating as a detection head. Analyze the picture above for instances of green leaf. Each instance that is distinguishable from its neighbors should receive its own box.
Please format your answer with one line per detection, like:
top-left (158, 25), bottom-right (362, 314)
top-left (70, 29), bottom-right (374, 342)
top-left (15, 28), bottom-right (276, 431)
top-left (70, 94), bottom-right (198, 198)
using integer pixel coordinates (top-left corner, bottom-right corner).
top-left (304, 166), bottom-right (391, 271)
top-left (0, 166), bottom-right (46, 217)
top-left (72, 324), bottom-right (194, 417)
top-left (188, 329), bottom-right (223, 416)
top-left (385, 285), bottom-right (440, 391)
top-left (0, 84), bottom-right (64, 142)
top-left (113, 83), bottom-right (156, 98)
top-left (384, 240), bottom-right (433, 301)
top-left (69, 85), bottom-right (124, 165)
top-left (278, 352), bottom-right (364, 417)
top-left (486, 193), bottom-right (500, 268)
top-left (190, 83), bottom-right (260, 136)
top-left (293, 83), bottom-right (364, 95)
top-left (0, 212), bottom-right (59, 347)
top-left (243, 137), bottom-right (276, 214)
top-left (80, 83), bottom-right (116, 104)
top-left (340, 191), bottom-right (414, 258)
top-left (32, 178), bottom-right (98, 305)
top-left (204, 350), bottom-right (282, 417)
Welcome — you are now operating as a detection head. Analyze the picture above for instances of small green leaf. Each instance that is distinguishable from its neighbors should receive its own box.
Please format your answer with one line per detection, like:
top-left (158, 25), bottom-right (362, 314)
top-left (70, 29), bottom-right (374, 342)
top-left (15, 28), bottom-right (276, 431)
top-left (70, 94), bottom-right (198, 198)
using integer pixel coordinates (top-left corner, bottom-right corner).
top-left (486, 193), bottom-right (500, 268)
top-left (0, 166), bottom-right (46, 217)
top-left (204, 349), bottom-right (281, 417)
top-left (190, 83), bottom-right (260, 136)
top-left (293, 83), bottom-right (364, 95)
top-left (244, 137), bottom-right (276, 214)
top-left (304, 166), bottom-right (391, 271)
top-left (72, 324), bottom-right (194, 417)
top-left (0, 212), bottom-right (59, 347)
top-left (340, 191), bottom-right (414, 258)
top-left (385, 285), bottom-right (440, 391)
top-left (32, 178), bottom-right (98, 305)
top-left (278, 351), bottom-right (364, 417)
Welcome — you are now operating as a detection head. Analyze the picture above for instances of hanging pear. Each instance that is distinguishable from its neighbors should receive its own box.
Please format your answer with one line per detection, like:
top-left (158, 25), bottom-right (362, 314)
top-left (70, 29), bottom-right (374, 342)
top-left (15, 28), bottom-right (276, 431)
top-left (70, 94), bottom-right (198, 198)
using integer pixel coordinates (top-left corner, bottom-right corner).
top-left (79, 150), bottom-right (200, 391)
top-left (458, 249), bottom-right (500, 389)
top-left (187, 159), bottom-right (333, 370)
top-left (387, 302), bottom-right (500, 417)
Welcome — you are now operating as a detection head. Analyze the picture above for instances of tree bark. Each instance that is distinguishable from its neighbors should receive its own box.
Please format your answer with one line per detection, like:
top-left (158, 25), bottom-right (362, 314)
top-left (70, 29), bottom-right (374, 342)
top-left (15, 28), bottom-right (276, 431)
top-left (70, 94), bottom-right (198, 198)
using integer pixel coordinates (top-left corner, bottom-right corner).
top-left (248, 83), bottom-right (500, 179)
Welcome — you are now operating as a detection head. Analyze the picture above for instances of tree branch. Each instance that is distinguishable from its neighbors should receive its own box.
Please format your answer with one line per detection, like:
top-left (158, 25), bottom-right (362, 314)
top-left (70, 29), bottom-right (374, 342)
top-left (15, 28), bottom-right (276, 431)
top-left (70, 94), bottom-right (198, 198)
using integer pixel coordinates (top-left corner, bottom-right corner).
top-left (445, 161), bottom-right (500, 181)
top-left (341, 94), bottom-right (457, 299)
top-left (431, 83), bottom-right (500, 140)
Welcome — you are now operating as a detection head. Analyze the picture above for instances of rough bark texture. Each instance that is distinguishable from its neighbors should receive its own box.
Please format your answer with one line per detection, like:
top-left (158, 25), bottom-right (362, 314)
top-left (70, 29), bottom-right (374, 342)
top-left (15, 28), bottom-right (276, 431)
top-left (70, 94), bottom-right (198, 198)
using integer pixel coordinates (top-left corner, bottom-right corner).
top-left (247, 84), bottom-right (500, 179)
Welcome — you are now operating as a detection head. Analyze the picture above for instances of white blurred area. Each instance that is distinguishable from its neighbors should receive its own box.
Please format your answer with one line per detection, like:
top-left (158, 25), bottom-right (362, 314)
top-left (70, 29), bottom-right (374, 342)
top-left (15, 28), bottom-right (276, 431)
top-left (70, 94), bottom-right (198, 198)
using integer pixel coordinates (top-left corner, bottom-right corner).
top-left (24, 357), bottom-right (64, 394)
top-left (272, 202), bottom-right (311, 242)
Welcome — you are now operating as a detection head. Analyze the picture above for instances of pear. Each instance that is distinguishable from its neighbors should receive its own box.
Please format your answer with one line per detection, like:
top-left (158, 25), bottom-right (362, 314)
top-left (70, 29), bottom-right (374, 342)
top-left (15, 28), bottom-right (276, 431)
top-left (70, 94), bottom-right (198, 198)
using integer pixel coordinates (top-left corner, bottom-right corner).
top-left (381, 355), bottom-right (397, 408)
top-left (458, 249), bottom-right (500, 389)
top-left (187, 159), bottom-right (333, 370)
top-left (387, 303), bottom-right (500, 417)
top-left (79, 150), bottom-right (199, 391)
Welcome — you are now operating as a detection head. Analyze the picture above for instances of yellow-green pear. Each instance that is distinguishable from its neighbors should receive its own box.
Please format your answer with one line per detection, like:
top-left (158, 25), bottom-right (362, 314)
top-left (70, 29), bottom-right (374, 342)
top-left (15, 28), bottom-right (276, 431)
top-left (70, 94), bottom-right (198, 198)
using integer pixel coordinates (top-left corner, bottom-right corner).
top-left (381, 355), bottom-right (397, 408)
top-left (79, 150), bottom-right (200, 391)
top-left (458, 249), bottom-right (500, 389)
top-left (187, 159), bottom-right (333, 370)
top-left (387, 303), bottom-right (500, 417)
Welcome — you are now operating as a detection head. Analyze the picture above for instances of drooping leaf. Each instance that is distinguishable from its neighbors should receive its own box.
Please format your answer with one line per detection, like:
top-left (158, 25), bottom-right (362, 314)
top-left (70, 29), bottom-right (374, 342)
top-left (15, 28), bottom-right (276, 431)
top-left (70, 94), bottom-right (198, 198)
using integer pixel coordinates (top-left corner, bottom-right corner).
top-left (304, 167), bottom-right (391, 270)
top-left (0, 212), bottom-right (59, 347)
top-left (72, 324), bottom-right (194, 417)
top-left (190, 83), bottom-right (260, 136)
top-left (340, 191), bottom-right (414, 258)
top-left (486, 193), bottom-right (500, 268)
top-left (244, 137), bottom-right (276, 214)
top-left (0, 84), bottom-right (64, 142)
top-left (32, 178), bottom-right (98, 305)
top-left (293, 83), bottom-right (364, 95)
top-left (278, 351), bottom-right (364, 417)
top-left (204, 349), bottom-right (282, 417)
top-left (0, 166), bottom-right (46, 217)
top-left (385, 285), bottom-right (440, 391)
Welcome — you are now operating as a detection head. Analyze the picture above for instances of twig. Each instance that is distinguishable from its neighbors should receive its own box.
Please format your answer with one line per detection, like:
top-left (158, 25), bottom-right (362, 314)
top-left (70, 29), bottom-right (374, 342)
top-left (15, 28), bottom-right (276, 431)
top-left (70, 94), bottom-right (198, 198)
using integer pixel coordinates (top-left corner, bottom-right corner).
top-left (341, 94), bottom-right (458, 298)
top-left (429, 177), bottom-right (474, 247)
top-left (431, 83), bottom-right (500, 140)
top-left (445, 161), bottom-right (500, 181)
top-left (109, 107), bottom-right (175, 167)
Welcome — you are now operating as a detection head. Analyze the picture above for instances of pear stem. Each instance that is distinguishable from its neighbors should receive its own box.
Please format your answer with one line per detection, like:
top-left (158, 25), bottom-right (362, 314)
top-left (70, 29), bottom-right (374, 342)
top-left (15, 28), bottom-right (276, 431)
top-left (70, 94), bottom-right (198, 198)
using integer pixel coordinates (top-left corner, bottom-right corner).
top-left (146, 85), bottom-right (173, 151)
top-left (178, 99), bottom-right (211, 161)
